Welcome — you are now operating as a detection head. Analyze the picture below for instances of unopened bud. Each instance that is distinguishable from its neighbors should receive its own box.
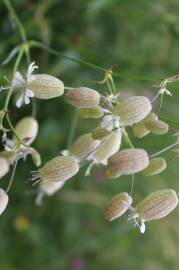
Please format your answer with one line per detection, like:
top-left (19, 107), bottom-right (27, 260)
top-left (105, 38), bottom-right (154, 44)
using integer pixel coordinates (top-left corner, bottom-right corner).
top-left (142, 158), bottom-right (166, 176)
top-left (106, 148), bottom-right (149, 178)
top-left (0, 151), bottom-right (17, 165)
top-left (145, 120), bottom-right (169, 135)
top-left (65, 87), bottom-right (101, 108)
top-left (38, 156), bottom-right (79, 182)
top-left (31, 149), bottom-right (41, 167)
top-left (27, 74), bottom-right (64, 99)
top-left (0, 158), bottom-right (9, 178)
top-left (94, 131), bottom-right (121, 164)
top-left (136, 189), bottom-right (178, 221)
top-left (105, 192), bottom-right (132, 221)
top-left (0, 189), bottom-right (8, 215)
top-left (69, 133), bottom-right (100, 161)
top-left (14, 117), bottom-right (38, 145)
top-left (133, 113), bottom-right (158, 138)
top-left (113, 96), bottom-right (152, 126)
top-left (79, 106), bottom-right (104, 119)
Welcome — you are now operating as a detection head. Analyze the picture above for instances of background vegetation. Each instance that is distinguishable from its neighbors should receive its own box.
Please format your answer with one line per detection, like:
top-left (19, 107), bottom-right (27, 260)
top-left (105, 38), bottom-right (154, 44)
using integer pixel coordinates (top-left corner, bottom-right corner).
top-left (1, 0), bottom-right (179, 269)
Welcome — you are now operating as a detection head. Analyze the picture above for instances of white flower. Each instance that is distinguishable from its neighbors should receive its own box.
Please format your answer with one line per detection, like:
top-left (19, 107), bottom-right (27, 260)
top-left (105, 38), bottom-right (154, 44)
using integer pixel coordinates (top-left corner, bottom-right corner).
top-left (101, 114), bottom-right (120, 131)
top-left (12, 62), bottom-right (38, 108)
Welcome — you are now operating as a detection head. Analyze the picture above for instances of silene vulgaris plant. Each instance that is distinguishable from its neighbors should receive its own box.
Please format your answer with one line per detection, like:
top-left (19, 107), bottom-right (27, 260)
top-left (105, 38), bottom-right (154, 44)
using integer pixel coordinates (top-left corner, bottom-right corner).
top-left (1, 0), bottom-right (179, 235)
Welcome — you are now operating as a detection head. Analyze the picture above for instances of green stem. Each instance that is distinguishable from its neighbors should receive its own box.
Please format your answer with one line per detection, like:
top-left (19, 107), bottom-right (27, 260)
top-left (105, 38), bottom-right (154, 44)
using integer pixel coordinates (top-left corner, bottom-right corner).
top-left (0, 49), bottom-right (24, 128)
top-left (3, 0), bottom-right (26, 42)
top-left (28, 40), bottom-right (164, 82)
top-left (149, 141), bottom-right (179, 158)
top-left (122, 127), bottom-right (134, 148)
top-left (6, 115), bottom-right (28, 147)
top-left (6, 154), bottom-right (19, 193)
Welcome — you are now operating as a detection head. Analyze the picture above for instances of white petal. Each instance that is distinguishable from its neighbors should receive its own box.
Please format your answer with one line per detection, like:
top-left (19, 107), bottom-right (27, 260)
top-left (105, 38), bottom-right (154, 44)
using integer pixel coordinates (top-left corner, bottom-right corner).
top-left (26, 88), bottom-right (34, 97)
top-left (24, 95), bottom-right (30, 105)
top-left (27, 62), bottom-right (38, 81)
top-left (140, 220), bottom-right (146, 234)
top-left (12, 72), bottom-right (25, 87)
top-left (16, 94), bottom-right (24, 108)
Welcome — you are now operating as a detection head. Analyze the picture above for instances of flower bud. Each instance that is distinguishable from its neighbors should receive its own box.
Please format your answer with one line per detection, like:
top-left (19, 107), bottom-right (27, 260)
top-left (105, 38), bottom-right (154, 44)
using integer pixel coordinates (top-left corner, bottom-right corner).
top-left (13, 117), bottom-right (38, 145)
top-left (31, 149), bottom-right (41, 167)
top-left (133, 113), bottom-right (158, 138)
top-left (38, 156), bottom-right (79, 182)
top-left (0, 189), bottom-right (8, 215)
top-left (113, 96), bottom-right (152, 126)
top-left (69, 133), bottom-right (100, 161)
top-left (92, 127), bottom-right (111, 140)
top-left (0, 158), bottom-right (9, 178)
top-left (40, 181), bottom-right (65, 196)
top-left (105, 192), bottom-right (132, 221)
top-left (142, 158), bottom-right (166, 176)
top-left (136, 189), bottom-right (178, 221)
top-left (0, 151), bottom-right (17, 165)
top-left (106, 148), bottom-right (149, 178)
top-left (94, 131), bottom-right (121, 164)
top-left (79, 106), bottom-right (104, 119)
top-left (27, 74), bottom-right (64, 99)
top-left (65, 87), bottom-right (101, 108)
top-left (145, 120), bottom-right (169, 135)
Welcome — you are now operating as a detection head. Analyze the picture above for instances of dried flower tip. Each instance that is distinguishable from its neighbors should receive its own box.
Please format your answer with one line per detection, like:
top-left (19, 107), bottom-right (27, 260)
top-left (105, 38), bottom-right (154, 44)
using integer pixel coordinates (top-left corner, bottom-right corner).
top-left (136, 189), bottom-right (178, 222)
top-left (79, 106), bottom-right (104, 119)
top-left (145, 120), bottom-right (169, 135)
top-left (13, 117), bottom-right (38, 146)
top-left (38, 156), bottom-right (79, 182)
top-left (27, 74), bottom-right (64, 99)
top-left (113, 96), bottom-right (152, 126)
top-left (133, 113), bottom-right (158, 138)
top-left (40, 181), bottom-right (65, 196)
top-left (94, 131), bottom-right (122, 164)
top-left (0, 150), bottom-right (17, 165)
top-left (69, 133), bottom-right (101, 161)
top-left (105, 192), bottom-right (132, 221)
top-left (0, 189), bottom-right (8, 215)
top-left (92, 127), bottom-right (111, 140)
top-left (0, 158), bottom-right (9, 178)
top-left (142, 158), bottom-right (166, 176)
top-left (65, 87), bottom-right (101, 108)
top-left (106, 148), bottom-right (149, 178)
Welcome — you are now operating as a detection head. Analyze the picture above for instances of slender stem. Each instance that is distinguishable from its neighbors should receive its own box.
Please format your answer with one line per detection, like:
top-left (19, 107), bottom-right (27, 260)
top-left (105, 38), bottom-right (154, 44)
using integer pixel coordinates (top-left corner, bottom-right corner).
top-left (130, 174), bottom-right (135, 196)
top-left (0, 49), bottom-right (24, 128)
top-left (6, 115), bottom-right (28, 147)
top-left (28, 40), bottom-right (164, 82)
top-left (67, 109), bottom-right (79, 148)
top-left (6, 154), bottom-right (19, 193)
top-left (149, 141), bottom-right (179, 158)
top-left (122, 128), bottom-right (134, 148)
top-left (3, 0), bottom-right (26, 42)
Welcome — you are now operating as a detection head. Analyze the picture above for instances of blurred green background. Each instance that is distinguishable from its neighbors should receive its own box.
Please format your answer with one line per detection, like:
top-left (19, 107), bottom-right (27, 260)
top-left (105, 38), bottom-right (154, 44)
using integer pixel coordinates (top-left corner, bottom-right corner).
top-left (1, 0), bottom-right (179, 269)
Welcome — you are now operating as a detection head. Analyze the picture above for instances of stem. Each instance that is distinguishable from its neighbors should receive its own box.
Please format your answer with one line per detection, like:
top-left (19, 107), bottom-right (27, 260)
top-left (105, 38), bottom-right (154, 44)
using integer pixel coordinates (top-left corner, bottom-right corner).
top-left (67, 109), bottom-right (79, 148)
top-left (149, 141), bottom-right (179, 158)
top-left (6, 154), bottom-right (19, 193)
top-left (6, 115), bottom-right (28, 147)
top-left (122, 128), bottom-right (134, 148)
top-left (0, 49), bottom-right (24, 128)
top-left (3, 0), bottom-right (26, 42)
top-left (130, 174), bottom-right (135, 196)
top-left (28, 40), bottom-right (164, 82)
